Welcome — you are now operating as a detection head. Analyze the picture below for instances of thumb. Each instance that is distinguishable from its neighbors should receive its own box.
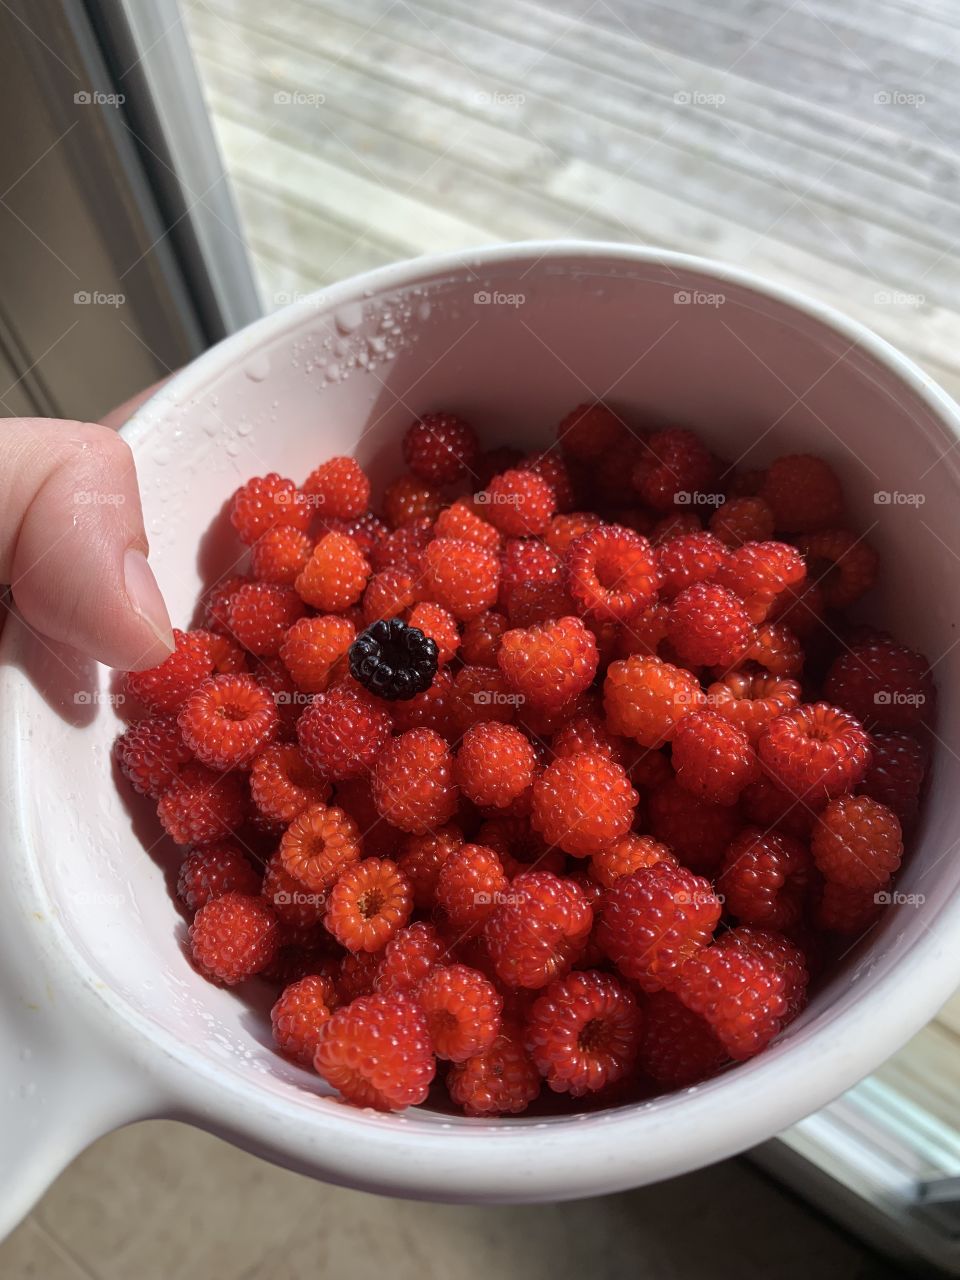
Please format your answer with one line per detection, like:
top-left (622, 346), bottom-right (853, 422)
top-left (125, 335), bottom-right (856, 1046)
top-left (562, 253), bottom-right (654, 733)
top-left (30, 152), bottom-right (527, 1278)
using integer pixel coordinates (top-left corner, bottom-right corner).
top-left (0, 418), bottom-right (174, 671)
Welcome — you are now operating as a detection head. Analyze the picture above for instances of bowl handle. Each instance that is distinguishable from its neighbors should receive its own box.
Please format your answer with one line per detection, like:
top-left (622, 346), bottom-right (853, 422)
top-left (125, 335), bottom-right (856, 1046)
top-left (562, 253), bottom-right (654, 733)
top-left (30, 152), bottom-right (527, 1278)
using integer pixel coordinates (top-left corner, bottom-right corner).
top-left (0, 923), bottom-right (160, 1240)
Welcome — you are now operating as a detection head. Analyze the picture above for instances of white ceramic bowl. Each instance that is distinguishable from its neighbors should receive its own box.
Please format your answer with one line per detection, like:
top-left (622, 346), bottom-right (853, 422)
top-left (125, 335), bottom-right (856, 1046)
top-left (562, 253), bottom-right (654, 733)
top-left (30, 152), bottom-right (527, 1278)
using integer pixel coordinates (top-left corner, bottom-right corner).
top-left (2, 243), bottom-right (959, 1238)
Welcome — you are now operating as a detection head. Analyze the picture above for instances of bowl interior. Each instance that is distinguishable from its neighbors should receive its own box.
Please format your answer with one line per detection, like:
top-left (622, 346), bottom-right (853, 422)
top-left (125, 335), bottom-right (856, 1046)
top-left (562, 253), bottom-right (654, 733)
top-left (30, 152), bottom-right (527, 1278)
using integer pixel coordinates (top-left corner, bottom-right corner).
top-left (15, 247), bottom-right (960, 1143)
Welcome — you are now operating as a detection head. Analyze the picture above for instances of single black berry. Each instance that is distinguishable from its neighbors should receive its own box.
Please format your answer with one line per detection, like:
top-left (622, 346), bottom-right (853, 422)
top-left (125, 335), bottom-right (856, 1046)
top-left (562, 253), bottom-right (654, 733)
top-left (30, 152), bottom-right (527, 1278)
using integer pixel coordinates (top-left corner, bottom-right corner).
top-left (349, 617), bottom-right (438, 701)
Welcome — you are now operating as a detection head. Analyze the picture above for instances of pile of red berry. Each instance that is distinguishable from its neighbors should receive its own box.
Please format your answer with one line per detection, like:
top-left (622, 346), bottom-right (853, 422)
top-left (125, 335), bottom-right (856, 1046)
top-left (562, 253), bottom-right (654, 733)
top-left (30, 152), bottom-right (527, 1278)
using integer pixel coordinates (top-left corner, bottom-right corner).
top-left (115, 405), bottom-right (934, 1115)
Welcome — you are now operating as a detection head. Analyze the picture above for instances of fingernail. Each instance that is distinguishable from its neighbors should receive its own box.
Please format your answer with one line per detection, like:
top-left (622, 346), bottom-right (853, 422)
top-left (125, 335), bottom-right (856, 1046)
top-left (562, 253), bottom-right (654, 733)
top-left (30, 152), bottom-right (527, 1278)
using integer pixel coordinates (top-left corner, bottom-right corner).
top-left (124, 548), bottom-right (174, 654)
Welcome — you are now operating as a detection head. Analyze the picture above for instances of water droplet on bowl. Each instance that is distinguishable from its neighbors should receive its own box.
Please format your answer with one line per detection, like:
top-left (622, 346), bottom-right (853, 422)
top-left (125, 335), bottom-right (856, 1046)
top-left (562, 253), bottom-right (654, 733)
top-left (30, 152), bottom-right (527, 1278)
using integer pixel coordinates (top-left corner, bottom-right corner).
top-left (244, 352), bottom-right (271, 382)
top-left (334, 302), bottom-right (365, 334)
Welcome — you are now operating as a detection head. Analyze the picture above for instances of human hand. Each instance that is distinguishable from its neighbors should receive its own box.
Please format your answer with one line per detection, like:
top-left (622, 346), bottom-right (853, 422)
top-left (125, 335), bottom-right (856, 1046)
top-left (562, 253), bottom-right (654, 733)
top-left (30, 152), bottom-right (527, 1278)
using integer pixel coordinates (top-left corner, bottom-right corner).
top-left (0, 387), bottom-right (174, 671)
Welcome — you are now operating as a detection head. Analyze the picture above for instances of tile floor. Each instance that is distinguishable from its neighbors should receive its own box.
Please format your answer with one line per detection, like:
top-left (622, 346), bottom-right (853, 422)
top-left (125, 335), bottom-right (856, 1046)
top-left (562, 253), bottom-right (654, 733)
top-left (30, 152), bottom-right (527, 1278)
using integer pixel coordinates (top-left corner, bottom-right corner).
top-left (0, 1121), bottom-right (904, 1279)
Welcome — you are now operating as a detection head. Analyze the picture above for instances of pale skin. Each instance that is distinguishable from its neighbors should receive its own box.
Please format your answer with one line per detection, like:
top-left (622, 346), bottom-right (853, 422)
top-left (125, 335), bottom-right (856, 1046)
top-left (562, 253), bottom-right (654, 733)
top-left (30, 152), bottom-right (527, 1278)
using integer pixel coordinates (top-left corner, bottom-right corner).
top-left (0, 382), bottom-right (175, 672)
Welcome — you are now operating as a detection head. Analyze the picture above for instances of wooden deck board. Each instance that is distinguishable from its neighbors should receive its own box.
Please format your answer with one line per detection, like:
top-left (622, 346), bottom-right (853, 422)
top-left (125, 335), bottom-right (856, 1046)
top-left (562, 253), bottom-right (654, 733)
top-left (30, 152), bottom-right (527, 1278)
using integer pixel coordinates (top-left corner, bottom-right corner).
top-left (181, 0), bottom-right (960, 1124)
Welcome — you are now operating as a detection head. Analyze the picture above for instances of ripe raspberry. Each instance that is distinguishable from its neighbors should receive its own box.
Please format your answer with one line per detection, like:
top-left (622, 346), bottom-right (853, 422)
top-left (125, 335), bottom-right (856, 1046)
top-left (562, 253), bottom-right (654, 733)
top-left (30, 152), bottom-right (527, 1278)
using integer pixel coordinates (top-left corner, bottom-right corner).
top-left (544, 511), bottom-right (601, 555)
top-left (654, 531), bottom-right (728, 600)
top-left (295, 532), bottom-right (371, 613)
top-left (403, 412), bottom-right (478, 484)
top-left (667, 582), bottom-right (754, 668)
top-left (418, 963), bottom-right (502, 1062)
top-left (157, 762), bottom-right (247, 845)
top-left (603, 655), bottom-right (706, 747)
top-left (551, 708), bottom-right (629, 765)
top-left (382, 474), bottom-right (443, 528)
top-left (525, 970), bottom-right (642, 1096)
top-left (759, 702), bottom-right (872, 802)
top-left (433, 497), bottom-right (501, 552)
top-left (375, 921), bottom-right (446, 994)
top-left (475, 445), bottom-right (523, 487)
top-left (459, 612), bottom-right (507, 666)
top-left (203, 575), bottom-right (250, 633)
top-left (360, 568), bottom-right (416, 625)
top-left (717, 828), bottom-right (811, 929)
top-left (436, 843), bottom-right (509, 938)
top-left (372, 728), bottom-right (457, 833)
top-left (556, 402), bottom-right (627, 461)
top-left (279, 615), bottom-right (354, 694)
top-left (388, 666), bottom-right (455, 737)
top-left (314, 993), bottom-right (435, 1110)
top-left (447, 1023), bottom-right (541, 1115)
top-left (279, 803), bottom-right (361, 892)
top-left (632, 428), bottom-right (717, 511)
top-left (115, 714), bottom-right (192, 798)
top-left (325, 858), bottom-right (413, 952)
top-left (450, 664), bottom-right (515, 734)
top-left (706, 671), bottom-right (802, 742)
top-left (651, 512), bottom-right (703, 544)
top-left (477, 816), bottom-right (564, 875)
top-left (227, 582), bottom-right (306, 657)
top-left (207, 632), bottom-right (247, 675)
top-left (485, 871), bottom-right (593, 988)
top-left (726, 467), bottom-right (765, 498)
top-left (675, 927), bottom-right (808, 1059)
top-left (261, 852), bottom-right (328, 935)
top-left (597, 863), bottom-right (720, 990)
top-left (761, 454), bottom-right (843, 532)
top-left (618, 602), bottom-right (671, 660)
top-left (333, 775), bottom-right (399, 859)
top-left (370, 519), bottom-right (432, 574)
top-left (407, 602), bottom-right (459, 665)
top-left (498, 536), bottom-right (562, 616)
top-left (271, 974), bottom-right (337, 1065)
top-left (769, 577), bottom-right (826, 638)
top-left (336, 948), bottom-right (381, 1003)
top-left (455, 722), bottom-right (538, 810)
top-left (503, 575), bottom-right (576, 628)
top-left (531, 752), bottom-right (637, 857)
top-left (740, 774), bottom-right (813, 841)
top-left (297, 685), bottom-right (391, 782)
top-left (716, 541), bottom-right (806, 623)
top-left (125, 628), bottom-right (215, 714)
top-left (321, 511), bottom-right (389, 558)
top-left (796, 530), bottom-right (878, 609)
top-left (302, 455), bottom-right (370, 520)
top-left (638, 991), bottom-right (728, 1088)
top-left (748, 621), bottom-right (804, 677)
top-left (566, 525), bottom-right (659, 623)
top-left (250, 742), bottom-right (330, 823)
top-left (519, 451), bottom-right (577, 511)
top-left (176, 842), bottom-right (261, 913)
top-left (251, 655), bottom-right (304, 736)
top-left (177, 674), bottom-right (279, 769)
top-left (421, 537), bottom-right (499, 621)
top-left (590, 834), bottom-right (675, 888)
top-left (812, 794), bottom-right (903, 890)
top-left (823, 639), bottom-right (934, 732)
top-left (189, 891), bottom-right (279, 985)
top-left (859, 730), bottom-right (926, 828)
top-left (230, 473), bottom-right (310, 544)
top-left (647, 777), bottom-right (740, 874)
top-left (629, 748), bottom-right (674, 792)
top-left (497, 615), bottom-right (598, 712)
top-left (250, 525), bottom-right (313, 586)
top-left (395, 825), bottom-right (462, 910)
top-left (671, 709), bottom-right (760, 806)
top-left (709, 497), bottom-right (775, 547)
top-left (481, 469), bottom-right (556, 536)
top-left (816, 880), bottom-right (883, 934)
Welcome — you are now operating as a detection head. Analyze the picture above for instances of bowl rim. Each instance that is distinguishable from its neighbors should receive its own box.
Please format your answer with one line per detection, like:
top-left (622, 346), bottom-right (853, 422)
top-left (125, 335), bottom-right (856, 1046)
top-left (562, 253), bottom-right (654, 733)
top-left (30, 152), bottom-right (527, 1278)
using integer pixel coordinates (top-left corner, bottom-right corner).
top-left (8, 239), bottom-right (960, 1201)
